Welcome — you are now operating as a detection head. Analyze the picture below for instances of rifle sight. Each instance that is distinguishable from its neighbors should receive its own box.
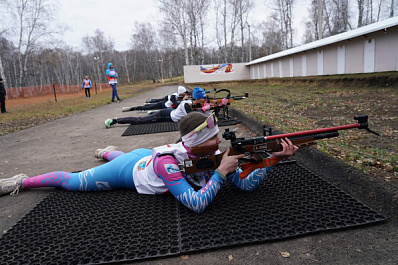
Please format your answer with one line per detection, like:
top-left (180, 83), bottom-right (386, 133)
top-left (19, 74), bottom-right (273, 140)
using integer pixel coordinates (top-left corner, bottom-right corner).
top-left (354, 115), bottom-right (368, 129)
top-left (222, 129), bottom-right (237, 141)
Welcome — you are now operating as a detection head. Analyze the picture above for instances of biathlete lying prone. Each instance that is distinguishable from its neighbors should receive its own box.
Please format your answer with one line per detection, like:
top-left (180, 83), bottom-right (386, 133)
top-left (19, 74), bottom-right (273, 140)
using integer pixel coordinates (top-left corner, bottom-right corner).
top-left (121, 86), bottom-right (188, 112)
top-left (104, 87), bottom-right (217, 129)
top-left (0, 112), bottom-right (298, 213)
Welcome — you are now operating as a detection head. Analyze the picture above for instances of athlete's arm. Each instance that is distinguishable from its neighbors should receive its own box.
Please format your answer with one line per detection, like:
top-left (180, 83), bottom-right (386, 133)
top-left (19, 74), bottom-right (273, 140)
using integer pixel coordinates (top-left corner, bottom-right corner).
top-left (170, 95), bottom-right (179, 107)
top-left (184, 103), bottom-right (192, 114)
top-left (154, 155), bottom-right (224, 214)
top-left (227, 167), bottom-right (273, 191)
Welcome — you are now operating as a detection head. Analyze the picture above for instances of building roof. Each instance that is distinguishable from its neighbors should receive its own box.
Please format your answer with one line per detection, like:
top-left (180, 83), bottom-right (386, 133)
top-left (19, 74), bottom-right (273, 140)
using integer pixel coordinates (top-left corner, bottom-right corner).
top-left (246, 16), bottom-right (398, 66)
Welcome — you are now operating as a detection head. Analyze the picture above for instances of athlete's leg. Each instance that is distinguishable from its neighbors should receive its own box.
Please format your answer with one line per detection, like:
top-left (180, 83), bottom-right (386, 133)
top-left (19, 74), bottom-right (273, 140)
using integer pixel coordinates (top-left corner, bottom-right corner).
top-left (148, 96), bottom-right (168, 103)
top-left (22, 149), bottom-right (152, 191)
top-left (111, 84), bottom-right (116, 101)
top-left (114, 84), bottom-right (120, 100)
top-left (116, 109), bottom-right (171, 125)
top-left (136, 101), bottom-right (164, 110)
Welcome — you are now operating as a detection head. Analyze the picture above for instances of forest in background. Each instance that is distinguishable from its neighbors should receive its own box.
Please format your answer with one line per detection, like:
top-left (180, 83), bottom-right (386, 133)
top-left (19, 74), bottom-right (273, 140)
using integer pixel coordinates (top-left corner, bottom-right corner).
top-left (0, 0), bottom-right (397, 90)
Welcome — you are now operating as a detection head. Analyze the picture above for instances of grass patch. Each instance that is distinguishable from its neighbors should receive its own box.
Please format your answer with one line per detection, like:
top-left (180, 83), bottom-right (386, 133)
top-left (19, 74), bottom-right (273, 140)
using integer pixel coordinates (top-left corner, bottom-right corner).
top-left (0, 79), bottom-right (183, 135)
top-left (193, 74), bottom-right (398, 182)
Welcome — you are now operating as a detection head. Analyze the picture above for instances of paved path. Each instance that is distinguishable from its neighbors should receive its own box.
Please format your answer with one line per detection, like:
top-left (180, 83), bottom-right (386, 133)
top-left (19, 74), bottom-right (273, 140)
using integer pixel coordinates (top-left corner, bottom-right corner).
top-left (0, 85), bottom-right (397, 264)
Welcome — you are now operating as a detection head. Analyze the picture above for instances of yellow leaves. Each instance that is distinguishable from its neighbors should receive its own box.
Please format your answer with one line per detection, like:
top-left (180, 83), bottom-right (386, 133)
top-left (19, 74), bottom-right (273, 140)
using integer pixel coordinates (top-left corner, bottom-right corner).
top-left (280, 251), bottom-right (291, 258)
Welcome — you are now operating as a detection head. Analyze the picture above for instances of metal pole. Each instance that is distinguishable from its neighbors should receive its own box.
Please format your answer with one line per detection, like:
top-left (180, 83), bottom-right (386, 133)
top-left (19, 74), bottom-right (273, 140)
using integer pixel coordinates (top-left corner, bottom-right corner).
top-left (94, 57), bottom-right (102, 91)
top-left (97, 60), bottom-right (102, 91)
top-left (52, 83), bottom-right (57, 102)
top-left (159, 59), bottom-right (164, 84)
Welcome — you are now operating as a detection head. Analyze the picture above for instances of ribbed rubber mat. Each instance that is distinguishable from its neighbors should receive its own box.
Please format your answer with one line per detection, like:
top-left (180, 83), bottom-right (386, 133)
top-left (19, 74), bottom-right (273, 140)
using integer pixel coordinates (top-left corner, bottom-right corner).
top-left (121, 118), bottom-right (241, 136)
top-left (0, 162), bottom-right (385, 264)
top-left (122, 121), bottom-right (178, 136)
top-left (0, 191), bottom-right (180, 264)
top-left (179, 162), bottom-right (386, 252)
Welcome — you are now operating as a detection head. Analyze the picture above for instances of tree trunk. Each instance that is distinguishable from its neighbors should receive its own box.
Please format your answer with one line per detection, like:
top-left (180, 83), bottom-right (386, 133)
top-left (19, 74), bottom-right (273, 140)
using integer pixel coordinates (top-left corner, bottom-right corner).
top-left (0, 55), bottom-right (6, 88)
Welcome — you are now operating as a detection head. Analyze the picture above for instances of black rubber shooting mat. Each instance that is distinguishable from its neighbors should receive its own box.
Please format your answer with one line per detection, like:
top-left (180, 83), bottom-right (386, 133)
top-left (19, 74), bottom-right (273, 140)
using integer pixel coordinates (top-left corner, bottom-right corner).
top-left (121, 117), bottom-right (241, 136)
top-left (0, 162), bottom-right (386, 264)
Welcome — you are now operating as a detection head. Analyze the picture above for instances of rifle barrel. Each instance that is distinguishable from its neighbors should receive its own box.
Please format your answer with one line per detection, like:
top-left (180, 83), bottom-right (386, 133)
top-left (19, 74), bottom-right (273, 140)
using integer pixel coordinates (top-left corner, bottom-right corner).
top-left (265, 123), bottom-right (361, 140)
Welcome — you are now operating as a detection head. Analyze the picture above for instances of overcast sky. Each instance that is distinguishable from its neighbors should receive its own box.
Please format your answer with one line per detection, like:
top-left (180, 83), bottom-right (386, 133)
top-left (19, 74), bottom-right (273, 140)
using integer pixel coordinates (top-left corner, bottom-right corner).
top-left (57, 0), bottom-right (307, 51)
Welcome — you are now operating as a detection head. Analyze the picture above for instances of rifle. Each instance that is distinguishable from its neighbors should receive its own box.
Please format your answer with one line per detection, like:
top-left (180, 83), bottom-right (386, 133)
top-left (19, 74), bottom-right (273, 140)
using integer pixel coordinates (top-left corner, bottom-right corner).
top-left (182, 115), bottom-right (379, 179)
top-left (191, 92), bottom-right (249, 110)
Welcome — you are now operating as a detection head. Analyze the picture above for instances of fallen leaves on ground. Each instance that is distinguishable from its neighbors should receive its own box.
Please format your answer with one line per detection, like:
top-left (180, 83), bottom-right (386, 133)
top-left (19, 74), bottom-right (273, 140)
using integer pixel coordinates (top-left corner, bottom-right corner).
top-left (280, 251), bottom-right (291, 258)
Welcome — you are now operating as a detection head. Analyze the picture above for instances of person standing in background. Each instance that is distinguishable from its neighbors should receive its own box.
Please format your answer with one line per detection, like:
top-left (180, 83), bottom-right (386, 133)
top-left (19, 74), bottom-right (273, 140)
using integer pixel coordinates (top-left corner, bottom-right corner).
top-left (0, 78), bottom-right (7, 114)
top-left (106, 63), bottom-right (121, 103)
top-left (81, 76), bottom-right (92, 98)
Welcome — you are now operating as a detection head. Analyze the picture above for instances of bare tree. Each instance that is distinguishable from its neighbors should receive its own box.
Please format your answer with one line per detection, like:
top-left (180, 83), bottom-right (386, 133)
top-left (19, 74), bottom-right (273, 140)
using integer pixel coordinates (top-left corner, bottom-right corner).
top-left (214, 0), bottom-right (241, 62)
top-left (7, 0), bottom-right (61, 88)
top-left (82, 29), bottom-right (115, 84)
top-left (303, 0), bottom-right (328, 42)
top-left (130, 22), bottom-right (159, 83)
top-left (159, 0), bottom-right (210, 66)
top-left (0, 38), bottom-right (16, 88)
top-left (236, 0), bottom-right (254, 62)
top-left (357, 0), bottom-right (365, 27)
top-left (158, 0), bottom-right (190, 65)
top-left (390, 0), bottom-right (396, 17)
top-left (357, 0), bottom-right (385, 26)
top-left (158, 23), bottom-right (180, 80)
top-left (329, 0), bottom-right (351, 33)
top-left (0, 1), bottom-right (8, 85)
top-left (214, 0), bottom-right (228, 62)
top-left (260, 13), bottom-right (283, 55)
top-left (274, 0), bottom-right (295, 49)
top-left (186, 0), bottom-right (210, 65)
top-left (121, 51), bottom-right (130, 84)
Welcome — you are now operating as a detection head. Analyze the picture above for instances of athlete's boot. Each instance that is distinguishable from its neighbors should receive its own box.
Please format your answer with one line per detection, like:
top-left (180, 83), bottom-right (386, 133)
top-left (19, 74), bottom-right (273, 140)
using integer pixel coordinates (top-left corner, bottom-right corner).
top-left (105, 118), bottom-right (117, 129)
top-left (0, 173), bottom-right (29, 196)
top-left (94, 146), bottom-right (118, 159)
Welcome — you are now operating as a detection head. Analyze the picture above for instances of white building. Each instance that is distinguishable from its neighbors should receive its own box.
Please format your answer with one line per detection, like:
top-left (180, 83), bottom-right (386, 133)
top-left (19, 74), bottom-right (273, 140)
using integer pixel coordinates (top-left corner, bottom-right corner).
top-left (184, 16), bottom-right (398, 83)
